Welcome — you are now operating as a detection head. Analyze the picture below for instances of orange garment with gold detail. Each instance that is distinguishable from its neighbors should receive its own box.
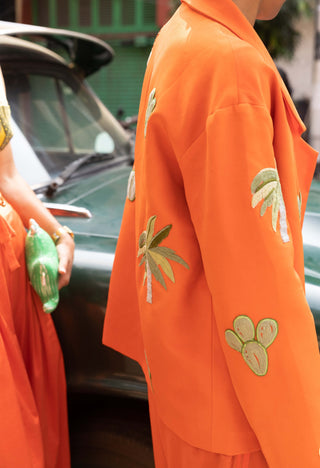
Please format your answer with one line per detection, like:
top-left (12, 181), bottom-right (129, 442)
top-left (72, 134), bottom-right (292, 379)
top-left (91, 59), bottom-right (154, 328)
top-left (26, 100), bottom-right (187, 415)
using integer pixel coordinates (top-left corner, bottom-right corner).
top-left (103, 0), bottom-right (320, 466)
top-left (0, 199), bottom-right (70, 467)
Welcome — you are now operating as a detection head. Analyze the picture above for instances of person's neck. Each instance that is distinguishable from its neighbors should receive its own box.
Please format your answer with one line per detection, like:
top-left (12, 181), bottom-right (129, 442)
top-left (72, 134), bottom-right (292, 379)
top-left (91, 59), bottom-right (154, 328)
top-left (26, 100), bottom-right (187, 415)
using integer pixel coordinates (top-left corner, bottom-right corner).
top-left (231, 0), bottom-right (260, 25)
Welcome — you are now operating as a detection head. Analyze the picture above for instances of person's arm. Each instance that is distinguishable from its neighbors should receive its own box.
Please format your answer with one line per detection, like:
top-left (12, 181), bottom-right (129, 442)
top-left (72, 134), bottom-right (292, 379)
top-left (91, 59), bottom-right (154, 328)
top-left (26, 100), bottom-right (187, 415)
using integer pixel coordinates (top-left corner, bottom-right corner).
top-left (179, 103), bottom-right (320, 466)
top-left (0, 67), bottom-right (74, 289)
top-left (0, 142), bottom-right (74, 289)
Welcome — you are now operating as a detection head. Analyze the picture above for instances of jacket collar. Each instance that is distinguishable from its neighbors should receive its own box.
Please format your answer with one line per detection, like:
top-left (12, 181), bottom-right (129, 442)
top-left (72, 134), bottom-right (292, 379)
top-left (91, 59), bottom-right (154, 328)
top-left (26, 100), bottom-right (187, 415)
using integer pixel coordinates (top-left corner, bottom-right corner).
top-left (181, 0), bottom-right (306, 133)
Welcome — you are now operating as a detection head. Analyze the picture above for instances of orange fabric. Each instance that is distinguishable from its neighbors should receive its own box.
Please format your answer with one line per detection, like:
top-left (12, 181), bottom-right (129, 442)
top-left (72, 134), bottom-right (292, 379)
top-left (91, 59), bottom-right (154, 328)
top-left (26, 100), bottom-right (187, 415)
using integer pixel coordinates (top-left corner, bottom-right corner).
top-left (0, 200), bottom-right (70, 467)
top-left (103, 0), bottom-right (320, 466)
top-left (148, 390), bottom-right (268, 468)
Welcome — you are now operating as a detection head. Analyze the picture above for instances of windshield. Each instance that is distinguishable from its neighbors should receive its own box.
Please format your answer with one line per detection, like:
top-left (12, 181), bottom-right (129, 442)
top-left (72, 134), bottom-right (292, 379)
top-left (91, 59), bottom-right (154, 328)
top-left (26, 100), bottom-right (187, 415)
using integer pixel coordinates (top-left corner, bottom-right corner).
top-left (4, 69), bottom-right (130, 180)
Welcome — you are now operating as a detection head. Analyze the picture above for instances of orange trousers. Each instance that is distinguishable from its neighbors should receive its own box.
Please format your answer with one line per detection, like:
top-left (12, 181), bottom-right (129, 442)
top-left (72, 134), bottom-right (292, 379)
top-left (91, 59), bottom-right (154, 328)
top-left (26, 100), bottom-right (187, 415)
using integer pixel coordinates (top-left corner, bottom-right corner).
top-left (0, 201), bottom-right (70, 467)
top-left (148, 391), bottom-right (268, 468)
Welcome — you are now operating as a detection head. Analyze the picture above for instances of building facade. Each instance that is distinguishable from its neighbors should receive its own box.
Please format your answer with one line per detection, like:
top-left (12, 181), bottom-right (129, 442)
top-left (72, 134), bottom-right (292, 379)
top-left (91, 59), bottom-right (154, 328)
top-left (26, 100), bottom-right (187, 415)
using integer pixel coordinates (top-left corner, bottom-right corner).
top-left (21, 0), bottom-right (172, 118)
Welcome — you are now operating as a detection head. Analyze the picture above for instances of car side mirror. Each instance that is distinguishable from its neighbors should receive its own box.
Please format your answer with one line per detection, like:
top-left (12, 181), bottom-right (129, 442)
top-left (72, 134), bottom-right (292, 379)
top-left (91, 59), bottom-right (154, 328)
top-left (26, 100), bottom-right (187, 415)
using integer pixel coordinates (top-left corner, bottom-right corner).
top-left (94, 131), bottom-right (115, 154)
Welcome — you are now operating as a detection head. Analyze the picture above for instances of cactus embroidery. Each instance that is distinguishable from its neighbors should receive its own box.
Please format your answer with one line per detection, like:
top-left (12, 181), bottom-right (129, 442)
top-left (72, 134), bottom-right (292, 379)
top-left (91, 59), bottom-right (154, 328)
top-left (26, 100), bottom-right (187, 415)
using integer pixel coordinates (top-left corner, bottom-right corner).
top-left (298, 191), bottom-right (302, 222)
top-left (144, 88), bottom-right (156, 137)
top-left (127, 169), bottom-right (136, 201)
top-left (225, 315), bottom-right (278, 376)
top-left (137, 215), bottom-right (189, 304)
top-left (251, 168), bottom-right (289, 243)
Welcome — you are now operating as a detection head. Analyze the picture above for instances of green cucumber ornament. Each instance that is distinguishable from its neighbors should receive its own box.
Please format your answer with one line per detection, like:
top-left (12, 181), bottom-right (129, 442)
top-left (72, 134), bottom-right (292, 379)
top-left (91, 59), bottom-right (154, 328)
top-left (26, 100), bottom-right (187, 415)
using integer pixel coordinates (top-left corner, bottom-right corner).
top-left (25, 218), bottom-right (59, 313)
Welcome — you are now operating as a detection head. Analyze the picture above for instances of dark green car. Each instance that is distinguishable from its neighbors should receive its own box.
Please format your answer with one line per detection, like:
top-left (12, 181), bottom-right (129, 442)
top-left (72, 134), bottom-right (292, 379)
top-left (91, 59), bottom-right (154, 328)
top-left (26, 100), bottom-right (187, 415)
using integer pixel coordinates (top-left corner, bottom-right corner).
top-left (1, 20), bottom-right (320, 468)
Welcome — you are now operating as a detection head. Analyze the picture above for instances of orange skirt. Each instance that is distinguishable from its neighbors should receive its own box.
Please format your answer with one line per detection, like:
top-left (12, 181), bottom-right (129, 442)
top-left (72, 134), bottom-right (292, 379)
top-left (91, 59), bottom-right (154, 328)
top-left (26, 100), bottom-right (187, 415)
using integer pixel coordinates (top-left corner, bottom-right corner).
top-left (148, 391), bottom-right (268, 468)
top-left (0, 201), bottom-right (70, 467)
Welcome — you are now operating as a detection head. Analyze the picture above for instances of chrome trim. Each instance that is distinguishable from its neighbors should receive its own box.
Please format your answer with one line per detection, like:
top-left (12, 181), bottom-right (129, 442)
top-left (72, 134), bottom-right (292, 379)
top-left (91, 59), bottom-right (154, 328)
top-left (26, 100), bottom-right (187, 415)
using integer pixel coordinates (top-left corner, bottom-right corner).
top-left (43, 202), bottom-right (92, 218)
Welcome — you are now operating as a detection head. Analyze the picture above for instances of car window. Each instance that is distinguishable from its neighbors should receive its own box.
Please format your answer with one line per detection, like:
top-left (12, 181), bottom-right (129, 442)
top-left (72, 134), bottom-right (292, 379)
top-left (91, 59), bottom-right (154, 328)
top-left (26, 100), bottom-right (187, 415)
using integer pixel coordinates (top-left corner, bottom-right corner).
top-left (5, 71), bottom-right (119, 178)
top-left (62, 80), bottom-right (115, 154)
top-left (10, 118), bottom-right (51, 186)
top-left (28, 75), bottom-right (69, 153)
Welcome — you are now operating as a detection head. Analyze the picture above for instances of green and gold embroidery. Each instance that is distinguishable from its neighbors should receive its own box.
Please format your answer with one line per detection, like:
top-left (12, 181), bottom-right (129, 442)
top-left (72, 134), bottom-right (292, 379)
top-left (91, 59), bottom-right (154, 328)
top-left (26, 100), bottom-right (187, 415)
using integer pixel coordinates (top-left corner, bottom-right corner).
top-left (298, 191), bottom-right (302, 222)
top-left (138, 215), bottom-right (189, 304)
top-left (144, 88), bottom-right (156, 137)
top-left (225, 315), bottom-right (278, 376)
top-left (0, 105), bottom-right (13, 151)
top-left (127, 169), bottom-right (136, 201)
top-left (251, 168), bottom-right (289, 243)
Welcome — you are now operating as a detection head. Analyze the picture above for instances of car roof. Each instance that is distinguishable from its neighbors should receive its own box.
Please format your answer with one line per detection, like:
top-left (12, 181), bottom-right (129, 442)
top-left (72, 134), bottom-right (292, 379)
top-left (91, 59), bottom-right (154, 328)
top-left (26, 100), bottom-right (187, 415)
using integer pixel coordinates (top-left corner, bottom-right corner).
top-left (0, 20), bottom-right (114, 76)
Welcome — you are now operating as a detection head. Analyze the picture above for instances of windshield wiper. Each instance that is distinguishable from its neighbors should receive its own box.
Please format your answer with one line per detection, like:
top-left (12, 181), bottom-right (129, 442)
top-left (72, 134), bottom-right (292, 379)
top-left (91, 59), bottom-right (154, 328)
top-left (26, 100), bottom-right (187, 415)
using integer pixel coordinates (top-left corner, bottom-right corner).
top-left (43, 152), bottom-right (115, 196)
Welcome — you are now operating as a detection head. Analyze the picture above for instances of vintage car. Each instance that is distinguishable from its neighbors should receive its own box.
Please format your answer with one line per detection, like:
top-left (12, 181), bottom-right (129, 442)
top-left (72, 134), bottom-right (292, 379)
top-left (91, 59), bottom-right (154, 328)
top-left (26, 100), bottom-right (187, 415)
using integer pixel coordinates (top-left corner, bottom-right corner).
top-left (1, 20), bottom-right (320, 468)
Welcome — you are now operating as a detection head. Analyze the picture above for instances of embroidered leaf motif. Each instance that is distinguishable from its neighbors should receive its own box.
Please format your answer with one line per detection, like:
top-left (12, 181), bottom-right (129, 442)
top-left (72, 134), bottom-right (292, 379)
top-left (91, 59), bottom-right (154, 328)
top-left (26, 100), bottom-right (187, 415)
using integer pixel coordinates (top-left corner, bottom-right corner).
top-left (225, 315), bottom-right (278, 376)
top-left (137, 215), bottom-right (189, 304)
top-left (251, 168), bottom-right (289, 243)
top-left (127, 169), bottom-right (136, 201)
top-left (144, 88), bottom-right (156, 137)
top-left (155, 246), bottom-right (189, 268)
top-left (147, 252), bottom-right (166, 290)
top-left (146, 215), bottom-right (157, 244)
top-left (149, 225), bottom-right (172, 249)
top-left (149, 250), bottom-right (175, 282)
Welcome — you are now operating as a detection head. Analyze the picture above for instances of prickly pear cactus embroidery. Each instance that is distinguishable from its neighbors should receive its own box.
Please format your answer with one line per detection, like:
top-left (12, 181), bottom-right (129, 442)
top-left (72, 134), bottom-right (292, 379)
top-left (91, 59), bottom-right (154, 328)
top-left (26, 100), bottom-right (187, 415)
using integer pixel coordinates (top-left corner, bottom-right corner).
top-left (144, 88), bottom-right (156, 137)
top-left (225, 315), bottom-right (278, 376)
top-left (127, 169), bottom-right (135, 201)
top-left (137, 215), bottom-right (189, 304)
top-left (251, 168), bottom-right (289, 243)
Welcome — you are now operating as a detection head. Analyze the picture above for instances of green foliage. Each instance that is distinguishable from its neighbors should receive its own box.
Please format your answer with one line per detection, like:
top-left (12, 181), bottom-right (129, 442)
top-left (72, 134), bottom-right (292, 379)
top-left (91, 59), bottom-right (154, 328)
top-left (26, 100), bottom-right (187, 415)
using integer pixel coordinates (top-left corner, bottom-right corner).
top-left (255, 0), bottom-right (313, 59)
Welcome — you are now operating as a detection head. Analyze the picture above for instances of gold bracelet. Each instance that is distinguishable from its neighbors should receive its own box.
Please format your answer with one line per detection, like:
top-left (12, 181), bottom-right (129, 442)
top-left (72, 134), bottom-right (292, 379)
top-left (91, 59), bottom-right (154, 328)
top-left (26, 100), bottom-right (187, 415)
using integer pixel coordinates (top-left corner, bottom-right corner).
top-left (51, 226), bottom-right (74, 244)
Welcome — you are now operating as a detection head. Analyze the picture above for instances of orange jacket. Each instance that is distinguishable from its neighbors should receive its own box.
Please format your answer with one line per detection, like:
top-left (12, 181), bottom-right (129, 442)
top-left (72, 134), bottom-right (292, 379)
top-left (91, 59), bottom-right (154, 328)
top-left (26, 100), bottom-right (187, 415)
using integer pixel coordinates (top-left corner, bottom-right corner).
top-left (103, 0), bottom-right (320, 465)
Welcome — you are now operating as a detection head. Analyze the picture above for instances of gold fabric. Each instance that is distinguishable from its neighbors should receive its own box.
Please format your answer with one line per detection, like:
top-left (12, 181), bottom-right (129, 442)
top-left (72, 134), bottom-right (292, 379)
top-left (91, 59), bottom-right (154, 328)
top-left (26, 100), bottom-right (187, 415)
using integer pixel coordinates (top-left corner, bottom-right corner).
top-left (0, 105), bottom-right (13, 151)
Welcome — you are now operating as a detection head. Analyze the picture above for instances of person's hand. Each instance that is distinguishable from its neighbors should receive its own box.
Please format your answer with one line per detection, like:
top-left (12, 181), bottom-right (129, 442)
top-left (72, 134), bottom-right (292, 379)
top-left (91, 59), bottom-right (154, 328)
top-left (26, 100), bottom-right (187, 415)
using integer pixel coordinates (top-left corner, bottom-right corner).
top-left (55, 233), bottom-right (75, 289)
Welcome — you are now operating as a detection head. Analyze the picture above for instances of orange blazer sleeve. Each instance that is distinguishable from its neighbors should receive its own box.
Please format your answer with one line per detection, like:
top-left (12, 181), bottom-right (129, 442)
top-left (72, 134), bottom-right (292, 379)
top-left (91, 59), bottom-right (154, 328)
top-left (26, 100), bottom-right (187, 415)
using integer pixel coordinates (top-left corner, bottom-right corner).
top-left (179, 102), bottom-right (320, 466)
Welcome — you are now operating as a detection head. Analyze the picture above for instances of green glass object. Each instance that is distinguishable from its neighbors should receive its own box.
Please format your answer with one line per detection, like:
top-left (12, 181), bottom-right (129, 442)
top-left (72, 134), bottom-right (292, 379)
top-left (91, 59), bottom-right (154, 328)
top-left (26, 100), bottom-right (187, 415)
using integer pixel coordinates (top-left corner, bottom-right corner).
top-left (25, 219), bottom-right (59, 313)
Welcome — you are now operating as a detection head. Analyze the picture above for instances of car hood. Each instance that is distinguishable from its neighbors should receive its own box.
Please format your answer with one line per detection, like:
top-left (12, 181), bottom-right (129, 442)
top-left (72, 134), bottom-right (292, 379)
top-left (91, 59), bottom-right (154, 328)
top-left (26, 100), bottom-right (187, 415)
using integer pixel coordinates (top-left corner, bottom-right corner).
top-left (0, 20), bottom-right (114, 76)
top-left (41, 164), bottom-right (131, 240)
